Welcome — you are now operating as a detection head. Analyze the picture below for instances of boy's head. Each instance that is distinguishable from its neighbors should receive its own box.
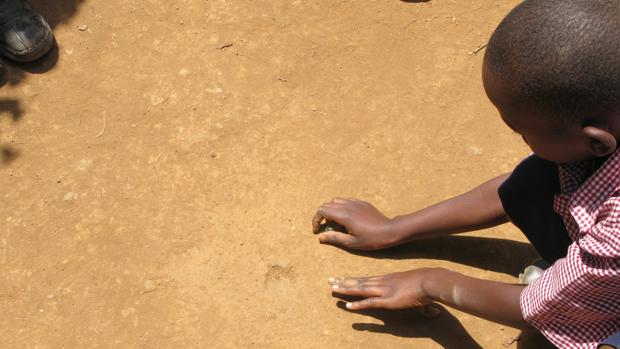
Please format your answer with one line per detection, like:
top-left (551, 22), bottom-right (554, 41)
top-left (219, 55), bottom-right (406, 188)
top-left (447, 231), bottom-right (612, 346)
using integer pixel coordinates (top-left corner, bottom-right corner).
top-left (483, 0), bottom-right (620, 163)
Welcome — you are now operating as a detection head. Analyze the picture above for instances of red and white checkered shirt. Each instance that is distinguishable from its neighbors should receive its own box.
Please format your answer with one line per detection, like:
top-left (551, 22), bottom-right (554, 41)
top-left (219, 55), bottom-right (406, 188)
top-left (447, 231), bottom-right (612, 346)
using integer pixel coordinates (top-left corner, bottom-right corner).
top-left (520, 150), bottom-right (620, 348)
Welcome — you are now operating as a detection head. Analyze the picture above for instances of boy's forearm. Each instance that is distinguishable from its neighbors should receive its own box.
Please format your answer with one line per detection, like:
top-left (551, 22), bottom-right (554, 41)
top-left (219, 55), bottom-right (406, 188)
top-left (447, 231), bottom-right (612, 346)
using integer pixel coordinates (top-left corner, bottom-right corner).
top-left (422, 268), bottom-right (529, 329)
top-left (390, 173), bottom-right (510, 242)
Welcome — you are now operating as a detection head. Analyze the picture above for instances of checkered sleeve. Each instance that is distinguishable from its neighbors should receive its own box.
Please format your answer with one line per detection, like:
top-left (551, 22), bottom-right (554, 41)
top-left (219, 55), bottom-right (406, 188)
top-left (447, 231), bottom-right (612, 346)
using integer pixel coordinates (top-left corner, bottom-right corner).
top-left (579, 197), bottom-right (620, 259)
top-left (520, 216), bottom-right (620, 349)
top-left (520, 246), bottom-right (620, 348)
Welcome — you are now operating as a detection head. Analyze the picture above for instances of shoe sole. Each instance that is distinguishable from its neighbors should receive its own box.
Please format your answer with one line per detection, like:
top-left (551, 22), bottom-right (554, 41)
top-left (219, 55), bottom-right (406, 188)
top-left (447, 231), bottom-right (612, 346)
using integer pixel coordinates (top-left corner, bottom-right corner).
top-left (0, 20), bottom-right (55, 62)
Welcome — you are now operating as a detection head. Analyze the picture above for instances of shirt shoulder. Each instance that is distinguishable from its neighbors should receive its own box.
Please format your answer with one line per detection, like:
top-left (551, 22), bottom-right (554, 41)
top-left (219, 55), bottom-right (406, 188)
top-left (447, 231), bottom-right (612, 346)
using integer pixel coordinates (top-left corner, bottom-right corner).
top-left (560, 150), bottom-right (620, 257)
top-left (580, 195), bottom-right (620, 258)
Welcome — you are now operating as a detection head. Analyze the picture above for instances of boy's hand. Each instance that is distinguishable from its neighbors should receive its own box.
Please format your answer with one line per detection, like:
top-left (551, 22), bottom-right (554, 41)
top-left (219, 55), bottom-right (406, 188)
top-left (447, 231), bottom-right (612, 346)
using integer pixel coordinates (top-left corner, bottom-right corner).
top-left (312, 198), bottom-right (397, 250)
top-left (329, 269), bottom-right (433, 311)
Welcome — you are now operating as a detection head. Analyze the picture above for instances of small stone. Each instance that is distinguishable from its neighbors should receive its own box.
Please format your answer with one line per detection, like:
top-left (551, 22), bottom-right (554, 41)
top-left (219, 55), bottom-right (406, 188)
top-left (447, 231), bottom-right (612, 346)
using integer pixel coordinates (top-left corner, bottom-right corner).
top-left (77, 24), bottom-right (88, 31)
top-left (206, 87), bottom-right (223, 94)
top-left (143, 279), bottom-right (157, 293)
top-left (150, 95), bottom-right (164, 106)
top-left (320, 221), bottom-right (347, 233)
top-left (469, 145), bottom-right (483, 156)
top-left (63, 192), bottom-right (79, 201)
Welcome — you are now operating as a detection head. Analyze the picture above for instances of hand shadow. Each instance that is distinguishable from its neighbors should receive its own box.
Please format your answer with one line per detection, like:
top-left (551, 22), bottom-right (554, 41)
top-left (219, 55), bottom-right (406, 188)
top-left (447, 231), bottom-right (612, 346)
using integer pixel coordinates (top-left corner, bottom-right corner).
top-left (338, 235), bottom-right (539, 277)
top-left (334, 296), bottom-right (482, 349)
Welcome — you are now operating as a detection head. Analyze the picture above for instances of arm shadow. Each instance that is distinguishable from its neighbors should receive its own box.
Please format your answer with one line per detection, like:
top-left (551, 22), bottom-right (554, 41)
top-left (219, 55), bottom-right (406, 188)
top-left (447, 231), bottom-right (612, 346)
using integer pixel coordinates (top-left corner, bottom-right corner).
top-left (334, 299), bottom-right (482, 349)
top-left (344, 235), bottom-right (539, 277)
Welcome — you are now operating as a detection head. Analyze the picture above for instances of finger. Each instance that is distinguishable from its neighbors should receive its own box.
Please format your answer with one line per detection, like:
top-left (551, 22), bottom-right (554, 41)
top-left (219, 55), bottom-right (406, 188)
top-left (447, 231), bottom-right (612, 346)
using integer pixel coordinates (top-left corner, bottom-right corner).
top-left (328, 276), bottom-right (368, 287)
top-left (317, 205), bottom-right (348, 223)
top-left (318, 231), bottom-right (356, 247)
top-left (313, 201), bottom-right (346, 232)
top-left (330, 275), bottom-right (384, 286)
top-left (331, 283), bottom-right (382, 298)
top-left (312, 210), bottom-right (324, 233)
top-left (345, 297), bottom-right (391, 310)
top-left (328, 277), bottom-right (384, 289)
top-left (312, 202), bottom-right (343, 231)
top-left (366, 275), bottom-right (386, 282)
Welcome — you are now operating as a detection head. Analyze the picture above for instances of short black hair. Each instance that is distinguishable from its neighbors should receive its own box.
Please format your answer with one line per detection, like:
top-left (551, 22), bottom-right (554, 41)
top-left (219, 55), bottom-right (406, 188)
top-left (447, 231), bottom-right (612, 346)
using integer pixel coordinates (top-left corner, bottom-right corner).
top-left (485, 0), bottom-right (620, 125)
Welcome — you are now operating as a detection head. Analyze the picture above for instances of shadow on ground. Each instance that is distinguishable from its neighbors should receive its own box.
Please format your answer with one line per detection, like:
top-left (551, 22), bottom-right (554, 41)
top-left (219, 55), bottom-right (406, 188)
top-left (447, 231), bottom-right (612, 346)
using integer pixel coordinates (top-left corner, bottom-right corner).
top-left (335, 300), bottom-right (483, 349)
top-left (0, 97), bottom-right (24, 165)
top-left (333, 287), bottom-right (555, 349)
top-left (340, 235), bottom-right (539, 277)
top-left (325, 235), bottom-right (552, 348)
top-left (0, 0), bottom-right (85, 165)
top-left (2, 0), bottom-right (85, 86)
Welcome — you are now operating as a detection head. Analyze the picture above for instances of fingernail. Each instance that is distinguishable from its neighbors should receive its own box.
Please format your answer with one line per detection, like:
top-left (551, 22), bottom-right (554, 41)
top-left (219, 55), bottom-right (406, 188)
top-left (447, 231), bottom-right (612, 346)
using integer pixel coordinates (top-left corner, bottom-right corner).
top-left (346, 302), bottom-right (352, 309)
top-left (332, 285), bottom-right (338, 290)
top-left (328, 277), bottom-right (335, 282)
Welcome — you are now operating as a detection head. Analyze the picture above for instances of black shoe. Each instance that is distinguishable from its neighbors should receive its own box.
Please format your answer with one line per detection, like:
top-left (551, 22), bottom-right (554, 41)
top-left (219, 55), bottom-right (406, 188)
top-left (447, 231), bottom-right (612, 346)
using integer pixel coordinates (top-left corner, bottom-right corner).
top-left (0, 0), bottom-right (54, 62)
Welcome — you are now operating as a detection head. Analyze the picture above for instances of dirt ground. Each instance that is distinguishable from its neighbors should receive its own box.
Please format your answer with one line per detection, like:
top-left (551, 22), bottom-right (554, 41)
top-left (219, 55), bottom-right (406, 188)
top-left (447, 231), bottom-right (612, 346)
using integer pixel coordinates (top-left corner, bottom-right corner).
top-left (0, 0), bottom-right (557, 348)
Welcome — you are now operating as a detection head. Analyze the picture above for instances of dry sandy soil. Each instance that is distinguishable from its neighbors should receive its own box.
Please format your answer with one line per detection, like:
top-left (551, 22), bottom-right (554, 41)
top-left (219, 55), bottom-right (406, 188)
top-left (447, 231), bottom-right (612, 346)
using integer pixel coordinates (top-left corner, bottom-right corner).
top-left (1, 0), bottom-right (556, 348)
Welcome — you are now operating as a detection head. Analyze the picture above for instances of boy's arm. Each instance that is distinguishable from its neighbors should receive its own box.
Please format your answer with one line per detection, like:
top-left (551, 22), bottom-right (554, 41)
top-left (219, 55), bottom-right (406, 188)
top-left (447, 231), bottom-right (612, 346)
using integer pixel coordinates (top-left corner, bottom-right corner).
top-left (314, 173), bottom-right (510, 250)
top-left (330, 267), bottom-right (529, 329)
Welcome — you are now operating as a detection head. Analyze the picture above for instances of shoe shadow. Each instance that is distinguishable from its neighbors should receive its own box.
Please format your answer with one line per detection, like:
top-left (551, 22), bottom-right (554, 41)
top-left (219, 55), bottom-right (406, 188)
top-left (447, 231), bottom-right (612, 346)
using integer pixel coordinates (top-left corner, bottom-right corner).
top-left (332, 235), bottom-right (539, 277)
top-left (19, 39), bottom-right (59, 74)
top-left (27, 0), bottom-right (86, 30)
top-left (3, 39), bottom-right (59, 86)
top-left (333, 298), bottom-right (482, 349)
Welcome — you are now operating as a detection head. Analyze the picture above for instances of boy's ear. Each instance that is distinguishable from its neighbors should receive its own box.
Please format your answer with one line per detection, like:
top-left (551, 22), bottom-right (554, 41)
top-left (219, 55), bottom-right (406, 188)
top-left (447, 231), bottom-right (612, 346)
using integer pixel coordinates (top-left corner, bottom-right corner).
top-left (582, 125), bottom-right (618, 157)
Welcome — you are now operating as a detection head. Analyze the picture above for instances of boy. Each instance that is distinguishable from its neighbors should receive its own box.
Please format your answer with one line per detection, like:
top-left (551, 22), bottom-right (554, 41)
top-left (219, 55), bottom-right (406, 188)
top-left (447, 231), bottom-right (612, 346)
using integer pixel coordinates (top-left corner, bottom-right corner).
top-left (312, 1), bottom-right (620, 348)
